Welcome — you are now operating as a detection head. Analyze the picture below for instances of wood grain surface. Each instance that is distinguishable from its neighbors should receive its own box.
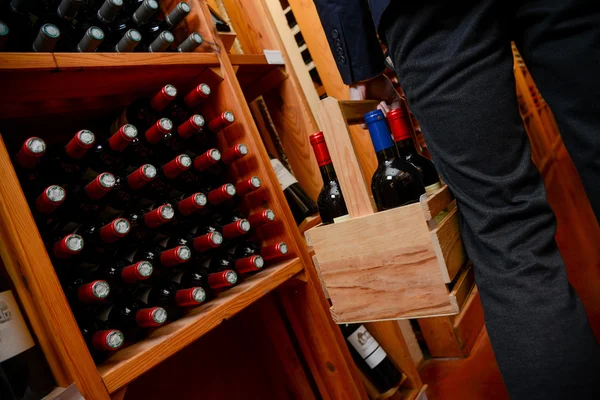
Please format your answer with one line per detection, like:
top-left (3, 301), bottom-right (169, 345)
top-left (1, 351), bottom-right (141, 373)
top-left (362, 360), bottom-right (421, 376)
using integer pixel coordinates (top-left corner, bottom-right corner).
top-left (430, 206), bottom-right (466, 283)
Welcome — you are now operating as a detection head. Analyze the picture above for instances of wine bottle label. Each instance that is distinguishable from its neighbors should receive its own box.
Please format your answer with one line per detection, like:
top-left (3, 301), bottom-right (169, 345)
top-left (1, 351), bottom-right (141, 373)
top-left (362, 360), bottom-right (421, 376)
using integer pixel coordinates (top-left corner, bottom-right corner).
top-left (0, 290), bottom-right (35, 362)
top-left (346, 325), bottom-right (388, 369)
top-left (333, 214), bottom-right (350, 223)
top-left (425, 182), bottom-right (442, 196)
top-left (270, 159), bottom-right (298, 191)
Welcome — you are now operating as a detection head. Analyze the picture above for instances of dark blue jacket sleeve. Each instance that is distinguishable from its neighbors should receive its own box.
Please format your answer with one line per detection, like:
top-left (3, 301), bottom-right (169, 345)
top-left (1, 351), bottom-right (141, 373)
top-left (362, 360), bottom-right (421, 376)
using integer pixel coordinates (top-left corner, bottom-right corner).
top-left (313, 0), bottom-right (386, 84)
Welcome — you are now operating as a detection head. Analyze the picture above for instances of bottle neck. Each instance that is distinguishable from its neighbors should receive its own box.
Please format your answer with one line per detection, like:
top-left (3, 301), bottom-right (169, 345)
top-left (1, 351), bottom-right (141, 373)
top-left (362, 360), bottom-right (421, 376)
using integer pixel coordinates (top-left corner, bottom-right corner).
top-left (375, 146), bottom-right (398, 164)
top-left (319, 162), bottom-right (337, 183)
top-left (394, 138), bottom-right (418, 157)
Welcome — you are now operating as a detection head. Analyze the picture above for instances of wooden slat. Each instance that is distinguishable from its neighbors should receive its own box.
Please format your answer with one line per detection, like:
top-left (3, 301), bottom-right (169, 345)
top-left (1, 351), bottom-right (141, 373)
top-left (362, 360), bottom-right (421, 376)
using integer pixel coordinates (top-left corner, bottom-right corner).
top-left (0, 53), bottom-right (58, 70)
top-left (53, 53), bottom-right (220, 69)
top-left (0, 136), bottom-right (109, 399)
top-left (397, 320), bottom-right (424, 366)
top-left (306, 204), bottom-right (458, 322)
top-left (317, 97), bottom-right (377, 217)
top-left (339, 100), bottom-right (381, 125)
top-left (420, 185), bottom-right (453, 221)
top-left (242, 67), bottom-right (289, 101)
top-left (430, 206), bottom-right (466, 283)
top-left (99, 258), bottom-right (304, 393)
top-left (449, 263), bottom-right (475, 310)
top-left (451, 287), bottom-right (485, 356)
top-left (218, 32), bottom-right (238, 52)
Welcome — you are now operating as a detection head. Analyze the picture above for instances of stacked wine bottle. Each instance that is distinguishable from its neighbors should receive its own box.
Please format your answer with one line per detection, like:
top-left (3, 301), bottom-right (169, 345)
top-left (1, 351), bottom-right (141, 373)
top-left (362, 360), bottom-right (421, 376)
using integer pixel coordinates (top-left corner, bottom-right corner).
top-left (11, 83), bottom-right (290, 362)
top-left (0, 0), bottom-right (204, 52)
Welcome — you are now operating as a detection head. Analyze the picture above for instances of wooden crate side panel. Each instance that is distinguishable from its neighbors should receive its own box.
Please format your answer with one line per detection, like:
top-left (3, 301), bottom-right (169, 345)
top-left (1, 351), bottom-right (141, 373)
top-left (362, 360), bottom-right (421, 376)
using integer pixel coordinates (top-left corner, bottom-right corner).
top-left (452, 287), bottom-right (485, 356)
top-left (0, 136), bottom-right (109, 399)
top-left (420, 185), bottom-right (453, 221)
top-left (307, 204), bottom-right (457, 322)
top-left (429, 207), bottom-right (466, 283)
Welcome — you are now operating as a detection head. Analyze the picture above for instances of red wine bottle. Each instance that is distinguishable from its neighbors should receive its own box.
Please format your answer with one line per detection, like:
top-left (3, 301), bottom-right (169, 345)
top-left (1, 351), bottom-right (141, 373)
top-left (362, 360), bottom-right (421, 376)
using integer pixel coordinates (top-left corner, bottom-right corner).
top-left (339, 323), bottom-right (403, 393)
top-left (111, 84), bottom-right (177, 134)
top-left (13, 137), bottom-right (46, 196)
top-left (45, 129), bottom-right (96, 186)
top-left (92, 259), bottom-right (153, 292)
top-left (31, 185), bottom-right (66, 237)
top-left (64, 278), bottom-right (111, 305)
top-left (132, 282), bottom-right (205, 320)
top-left (194, 254), bottom-right (239, 290)
top-left (122, 204), bottom-right (175, 243)
top-left (229, 240), bottom-right (289, 264)
top-left (269, 155), bottom-right (318, 224)
top-left (125, 118), bottom-right (173, 166)
top-left (48, 233), bottom-right (84, 267)
top-left (365, 110), bottom-right (424, 211)
top-left (78, 318), bottom-right (124, 362)
top-left (162, 114), bottom-right (205, 158)
top-left (189, 111), bottom-right (235, 154)
top-left (131, 244), bottom-right (191, 281)
top-left (387, 108), bottom-right (441, 195)
top-left (102, 164), bottom-right (157, 218)
top-left (94, 300), bottom-right (167, 342)
top-left (78, 217), bottom-right (131, 267)
top-left (137, 154), bottom-right (192, 205)
top-left (167, 230), bottom-right (223, 258)
top-left (197, 216), bottom-right (251, 250)
top-left (162, 83), bottom-right (211, 126)
top-left (159, 192), bottom-right (208, 234)
top-left (0, 265), bottom-right (55, 400)
top-left (57, 172), bottom-right (116, 231)
top-left (310, 131), bottom-right (349, 224)
top-left (178, 148), bottom-right (221, 188)
top-left (86, 123), bottom-right (138, 176)
top-left (246, 209), bottom-right (276, 229)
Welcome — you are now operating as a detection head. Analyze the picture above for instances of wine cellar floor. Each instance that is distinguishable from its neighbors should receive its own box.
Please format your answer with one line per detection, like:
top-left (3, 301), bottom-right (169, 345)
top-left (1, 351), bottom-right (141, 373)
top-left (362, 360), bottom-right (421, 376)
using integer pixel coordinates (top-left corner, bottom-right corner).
top-left (420, 327), bottom-right (509, 400)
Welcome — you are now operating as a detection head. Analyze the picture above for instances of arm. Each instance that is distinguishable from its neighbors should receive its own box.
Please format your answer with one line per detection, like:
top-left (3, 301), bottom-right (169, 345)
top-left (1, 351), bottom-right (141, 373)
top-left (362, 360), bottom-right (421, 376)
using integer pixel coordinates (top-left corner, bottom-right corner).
top-left (313, 0), bottom-right (386, 84)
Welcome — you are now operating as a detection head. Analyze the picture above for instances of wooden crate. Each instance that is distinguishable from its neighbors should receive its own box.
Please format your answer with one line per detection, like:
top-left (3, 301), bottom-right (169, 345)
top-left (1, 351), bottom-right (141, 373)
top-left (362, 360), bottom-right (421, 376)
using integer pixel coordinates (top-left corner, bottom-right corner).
top-left (0, 1), bottom-right (368, 399)
top-left (306, 98), bottom-right (473, 323)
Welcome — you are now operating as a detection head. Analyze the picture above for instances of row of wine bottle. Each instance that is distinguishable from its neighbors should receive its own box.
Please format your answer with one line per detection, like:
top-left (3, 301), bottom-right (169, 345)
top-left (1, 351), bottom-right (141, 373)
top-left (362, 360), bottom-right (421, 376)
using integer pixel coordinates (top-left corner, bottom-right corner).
top-left (309, 107), bottom-right (441, 393)
top-left (0, 0), bottom-right (203, 52)
top-left (10, 80), bottom-right (293, 360)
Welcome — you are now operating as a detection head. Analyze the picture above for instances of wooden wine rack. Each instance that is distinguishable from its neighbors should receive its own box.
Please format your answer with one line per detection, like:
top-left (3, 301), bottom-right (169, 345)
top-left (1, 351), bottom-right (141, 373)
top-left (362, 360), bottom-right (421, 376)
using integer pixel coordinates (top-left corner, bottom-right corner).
top-left (0, 1), bottom-right (370, 399)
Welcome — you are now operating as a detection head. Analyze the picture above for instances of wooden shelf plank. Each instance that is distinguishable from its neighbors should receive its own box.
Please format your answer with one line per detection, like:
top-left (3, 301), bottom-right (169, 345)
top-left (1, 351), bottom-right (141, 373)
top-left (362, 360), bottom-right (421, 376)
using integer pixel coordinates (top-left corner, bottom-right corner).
top-left (0, 53), bottom-right (58, 70)
top-left (53, 52), bottom-right (220, 69)
top-left (99, 258), bottom-right (304, 393)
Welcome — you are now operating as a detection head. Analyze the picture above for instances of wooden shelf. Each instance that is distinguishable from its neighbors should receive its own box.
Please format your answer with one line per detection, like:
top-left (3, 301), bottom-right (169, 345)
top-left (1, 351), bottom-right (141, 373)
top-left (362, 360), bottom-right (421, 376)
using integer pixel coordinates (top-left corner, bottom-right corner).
top-left (99, 257), bottom-right (304, 393)
top-left (229, 54), bottom-right (288, 101)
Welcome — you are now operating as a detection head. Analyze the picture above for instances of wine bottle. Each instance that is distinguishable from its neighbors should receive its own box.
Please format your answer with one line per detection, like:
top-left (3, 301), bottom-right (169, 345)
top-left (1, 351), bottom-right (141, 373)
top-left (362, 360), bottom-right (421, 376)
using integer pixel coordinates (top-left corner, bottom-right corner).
top-left (132, 282), bottom-right (206, 320)
top-left (207, 4), bottom-right (231, 32)
top-left (125, 118), bottom-right (173, 166)
top-left (246, 209), bottom-right (275, 229)
top-left (92, 259), bottom-right (153, 290)
top-left (179, 148), bottom-right (221, 188)
top-left (111, 85), bottom-right (177, 135)
top-left (13, 137), bottom-right (46, 196)
top-left (76, 0), bottom-right (123, 35)
top-left (112, 28), bottom-right (141, 52)
top-left (48, 233), bottom-right (84, 267)
top-left (102, 164), bottom-right (157, 218)
top-left (44, 129), bottom-right (96, 186)
top-left (162, 84), bottom-right (211, 127)
top-left (194, 254), bottom-right (239, 289)
top-left (309, 131), bottom-right (349, 224)
top-left (177, 32), bottom-right (202, 52)
top-left (2, 0), bottom-right (35, 51)
top-left (269, 156), bottom-right (318, 224)
top-left (106, 0), bottom-right (157, 48)
top-left (78, 318), bottom-right (124, 362)
top-left (32, 0), bottom-right (81, 51)
top-left (77, 217), bottom-right (131, 267)
top-left (137, 154), bottom-right (191, 205)
top-left (32, 23), bottom-right (61, 52)
top-left (187, 111), bottom-right (234, 155)
top-left (167, 230), bottom-right (223, 256)
top-left (162, 114), bottom-right (205, 159)
top-left (94, 300), bottom-right (167, 342)
top-left (131, 244), bottom-right (192, 273)
top-left (158, 192), bottom-right (208, 234)
top-left (74, 25), bottom-right (104, 52)
top-left (32, 185), bottom-right (66, 237)
top-left (122, 204), bottom-right (175, 243)
top-left (139, 30), bottom-right (174, 52)
top-left (365, 110), bottom-right (424, 211)
top-left (63, 278), bottom-right (111, 305)
top-left (387, 108), bottom-right (441, 195)
top-left (85, 123), bottom-right (138, 176)
top-left (339, 323), bottom-right (403, 393)
top-left (139, 1), bottom-right (190, 44)
top-left (0, 266), bottom-right (55, 400)
top-left (229, 240), bottom-right (288, 264)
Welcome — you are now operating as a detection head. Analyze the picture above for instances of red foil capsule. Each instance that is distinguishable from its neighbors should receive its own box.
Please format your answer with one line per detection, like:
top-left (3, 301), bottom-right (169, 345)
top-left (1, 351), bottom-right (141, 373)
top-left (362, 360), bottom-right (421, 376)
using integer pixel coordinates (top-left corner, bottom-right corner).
top-left (177, 193), bottom-right (207, 216)
top-left (53, 234), bottom-right (84, 259)
top-left (235, 176), bottom-right (261, 196)
top-left (16, 137), bottom-right (46, 168)
top-left (162, 154), bottom-right (192, 179)
top-left (222, 219), bottom-right (251, 239)
top-left (136, 307), bottom-right (167, 327)
top-left (184, 83), bottom-right (211, 108)
top-left (193, 148), bottom-right (221, 172)
top-left (309, 131), bottom-right (332, 167)
top-left (99, 218), bottom-right (130, 243)
top-left (178, 114), bottom-right (205, 139)
top-left (127, 164), bottom-right (157, 190)
top-left (77, 280), bottom-right (110, 303)
top-left (121, 261), bottom-right (153, 284)
top-left (207, 270), bottom-right (238, 289)
top-left (247, 209), bottom-right (275, 227)
top-left (144, 204), bottom-right (175, 229)
top-left (193, 232), bottom-right (223, 252)
top-left (85, 172), bottom-right (116, 200)
top-left (175, 287), bottom-right (206, 307)
top-left (160, 245), bottom-right (191, 268)
top-left (221, 144), bottom-right (248, 165)
top-left (235, 255), bottom-right (264, 274)
top-left (145, 118), bottom-right (173, 144)
top-left (65, 130), bottom-right (95, 160)
top-left (91, 330), bottom-right (124, 351)
top-left (35, 185), bottom-right (66, 214)
top-left (108, 124), bottom-right (138, 152)
top-left (207, 183), bottom-right (236, 205)
top-left (208, 111), bottom-right (234, 133)
top-left (261, 242), bottom-right (289, 261)
top-left (386, 108), bottom-right (412, 142)
top-left (150, 84), bottom-right (177, 111)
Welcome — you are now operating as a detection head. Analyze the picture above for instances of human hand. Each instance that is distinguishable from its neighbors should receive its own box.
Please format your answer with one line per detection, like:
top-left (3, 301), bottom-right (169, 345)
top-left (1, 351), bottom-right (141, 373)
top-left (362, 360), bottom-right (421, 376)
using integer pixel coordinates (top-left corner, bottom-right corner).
top-left (349, 74), bottom-right (402, 123)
